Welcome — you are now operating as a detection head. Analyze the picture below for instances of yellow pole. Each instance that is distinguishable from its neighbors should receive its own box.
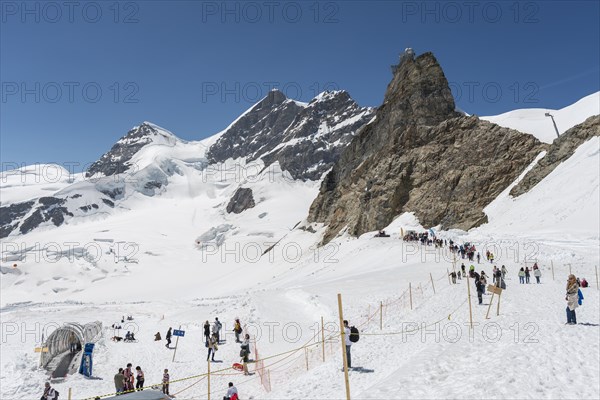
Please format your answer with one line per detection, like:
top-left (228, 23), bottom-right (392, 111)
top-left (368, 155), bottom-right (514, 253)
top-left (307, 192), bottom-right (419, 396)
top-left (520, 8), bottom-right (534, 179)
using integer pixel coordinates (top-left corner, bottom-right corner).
top-left (568, 263), bottom-right (572, 275)
top-left (207, 360), bottom-right (211, 400)
top-left (430, 272), bottom-right (436, 294)
top-left (68, 388), bottom-right (72, 400)
top-left (321, 316), bottom-right (325, 363)
top-left (337, 294), bottom-right (351, 400)
top-left (551, 260), bottom-right (555, 281)
top-left (380, 301), bottom-right (383, 330)
top-left (595, 265), bottom-right (599, 290)
top-left (409, 283), bottom-right (413, 310)
top-left (466, 272), bottom-right (473, 329)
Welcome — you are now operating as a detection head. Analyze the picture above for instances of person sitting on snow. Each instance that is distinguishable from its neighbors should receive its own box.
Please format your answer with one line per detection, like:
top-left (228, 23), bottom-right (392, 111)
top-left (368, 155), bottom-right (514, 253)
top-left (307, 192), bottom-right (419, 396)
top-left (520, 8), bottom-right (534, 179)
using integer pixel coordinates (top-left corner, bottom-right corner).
top-left (223, 382), bottom-right (238, 400)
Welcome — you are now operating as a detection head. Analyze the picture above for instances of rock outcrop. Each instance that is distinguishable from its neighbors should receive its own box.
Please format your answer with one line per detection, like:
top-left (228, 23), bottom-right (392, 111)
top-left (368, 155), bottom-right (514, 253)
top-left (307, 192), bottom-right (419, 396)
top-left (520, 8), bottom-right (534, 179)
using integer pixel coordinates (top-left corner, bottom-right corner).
top-left (510, 115), bottom-right (599, 197)
top-left (226, 188), bottom-right (256, 214)
top-left (308, 51), bottom-right (545, 243)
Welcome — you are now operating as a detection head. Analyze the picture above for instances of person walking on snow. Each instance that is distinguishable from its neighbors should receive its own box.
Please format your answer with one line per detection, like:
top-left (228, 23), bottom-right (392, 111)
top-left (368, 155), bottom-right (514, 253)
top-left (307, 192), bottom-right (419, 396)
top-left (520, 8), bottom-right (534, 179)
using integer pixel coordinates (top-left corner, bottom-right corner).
top-left (203, 320), bottom-right (211, 345)
top-left (525, 267), bottom-right (531, 284)
top-left (207, 333), bottom-right (218, 361)
top-left (501, 265), bottom-right (508, 280)
top-left (213, 318), bottom-right (222, 343)
top-left (162, 369), bottom-right (170, 395)
top-left (240, 334), bottom-right (251, 375)
top-left (534, 265), bottom-right (542, 284)
top-left (343, 320), bottom-right (352, 369)
top-left (233, 319), bottom-right (243, 343)
top-left (476, 276), bottom-right (485, 305)
top-left (480, 271), bottom-right (487, 295)
top-left (450, 271), bottom-right (457, 284)
top-left (69, 332), bottom-right (77, 353)
top-left (565, 274), bottom-right (580, 325)
top-left (165, 327), bottom-right (172, 348)
top-left (518, 268), bottom-right (525, 284)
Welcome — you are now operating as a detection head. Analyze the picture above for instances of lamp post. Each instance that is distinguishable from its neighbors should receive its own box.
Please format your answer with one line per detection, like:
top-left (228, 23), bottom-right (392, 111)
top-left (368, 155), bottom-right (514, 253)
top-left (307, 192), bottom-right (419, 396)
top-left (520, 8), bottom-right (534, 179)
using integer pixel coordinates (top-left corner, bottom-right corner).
top-left (545, 112), bottom-right (560, 139)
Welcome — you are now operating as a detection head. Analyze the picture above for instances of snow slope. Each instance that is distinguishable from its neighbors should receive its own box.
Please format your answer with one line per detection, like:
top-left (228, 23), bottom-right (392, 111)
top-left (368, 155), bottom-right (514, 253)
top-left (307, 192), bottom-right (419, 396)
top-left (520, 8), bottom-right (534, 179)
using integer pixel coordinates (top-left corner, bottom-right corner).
top-left (481, 91), bottom-right (600, 143)
top-left (1, 94), bottom-right (599, 400)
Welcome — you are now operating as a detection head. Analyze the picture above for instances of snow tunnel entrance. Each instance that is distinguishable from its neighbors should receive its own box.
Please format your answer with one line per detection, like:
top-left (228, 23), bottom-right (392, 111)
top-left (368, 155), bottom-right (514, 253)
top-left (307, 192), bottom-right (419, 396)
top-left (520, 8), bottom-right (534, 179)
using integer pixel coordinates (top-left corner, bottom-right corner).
top-left (41, 321), bottom-right (102, 378)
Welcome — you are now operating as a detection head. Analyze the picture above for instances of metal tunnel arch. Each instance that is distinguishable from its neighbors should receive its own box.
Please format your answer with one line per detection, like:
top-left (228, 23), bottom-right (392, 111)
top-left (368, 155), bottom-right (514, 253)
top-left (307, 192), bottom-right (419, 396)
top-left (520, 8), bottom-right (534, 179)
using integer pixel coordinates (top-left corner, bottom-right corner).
top-left (41, 321), bottom-right (102, 371)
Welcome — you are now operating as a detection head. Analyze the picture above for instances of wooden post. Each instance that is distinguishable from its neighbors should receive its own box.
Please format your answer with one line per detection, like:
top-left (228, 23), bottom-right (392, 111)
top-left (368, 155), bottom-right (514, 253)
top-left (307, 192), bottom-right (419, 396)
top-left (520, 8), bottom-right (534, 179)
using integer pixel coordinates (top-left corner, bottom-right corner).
top-left (452, 252), bottom-right (457, 273)
top-left (485, 292), bottom-right (495, 319)
top-left (68, 388), bottom-right (72, 400)
top-left (430, 273), bottom-right (436, 294)
top-left (380, 301), bottom-right (383, 330)
top-left (409, 283), bottom-right (413, 310)
top-left (321, 316), bottom-right (325, 363)
top-left (568, 263), bottom-right (572, 275)
top-left (305, 347), bottom-right (309, 371)
top-left (172, 325), bottom-right (181, 362)
top-left (595, 265), bottom-right (599, 290)
top-left (207, 360), bottom-right (211, 400)
top-left (466, 272), bottom-right (473, 329)
top-left (551, 260), bottom-right (555, 281)
top-left (337, 294), bottom-right (351, 400)
top-left (267, 369), bottom-right (271, 388)
top-left (497, 290), bottom-right (502, 316)
top-left (447, 268), bottom-right (451, 285)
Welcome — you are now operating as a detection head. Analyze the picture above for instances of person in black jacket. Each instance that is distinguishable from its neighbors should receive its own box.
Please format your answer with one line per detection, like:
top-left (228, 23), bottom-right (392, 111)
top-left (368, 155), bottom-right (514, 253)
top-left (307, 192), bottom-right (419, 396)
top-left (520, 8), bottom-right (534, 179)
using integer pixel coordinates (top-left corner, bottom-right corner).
top-left (476, 276), bottom-right (485, 304)
top-left (204, 320), bottom-right (211, 346)
top-left (165, 327), bottom-right (172, 348)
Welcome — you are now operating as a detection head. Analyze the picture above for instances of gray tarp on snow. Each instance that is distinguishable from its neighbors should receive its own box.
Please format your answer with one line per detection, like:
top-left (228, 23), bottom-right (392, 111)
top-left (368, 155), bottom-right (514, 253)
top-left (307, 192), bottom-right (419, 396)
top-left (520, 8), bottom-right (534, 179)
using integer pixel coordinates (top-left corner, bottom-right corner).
top-left (103, 390), bottom-right (172, 400)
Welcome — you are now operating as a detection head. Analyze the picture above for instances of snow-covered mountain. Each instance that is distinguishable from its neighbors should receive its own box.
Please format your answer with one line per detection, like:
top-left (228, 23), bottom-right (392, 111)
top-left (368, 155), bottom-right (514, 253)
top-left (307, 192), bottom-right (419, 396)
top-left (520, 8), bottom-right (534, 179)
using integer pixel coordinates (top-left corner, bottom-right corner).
top-left (1, 51), bottom-right (599, 400)
top-left (0, 90), bottom-right (373, 239)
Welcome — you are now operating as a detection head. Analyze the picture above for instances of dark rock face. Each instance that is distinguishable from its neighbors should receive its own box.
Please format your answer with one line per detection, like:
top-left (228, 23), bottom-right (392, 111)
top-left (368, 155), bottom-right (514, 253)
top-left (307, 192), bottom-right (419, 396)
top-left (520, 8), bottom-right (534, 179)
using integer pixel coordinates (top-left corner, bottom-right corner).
top-left (16, 197), bottom-right (74, 235)
top-left (226, 188), bottom-right (256, 214)
top-left (0, 201), bottom-right (35, 238)
top-left (207, 89), bottom-right (374, 180)
top-left (86, 122), bottom-right (175, 177)
top-left (510, 115), bottom-right (600, 197)
top-left (308, 52), bottom-right (545, 243)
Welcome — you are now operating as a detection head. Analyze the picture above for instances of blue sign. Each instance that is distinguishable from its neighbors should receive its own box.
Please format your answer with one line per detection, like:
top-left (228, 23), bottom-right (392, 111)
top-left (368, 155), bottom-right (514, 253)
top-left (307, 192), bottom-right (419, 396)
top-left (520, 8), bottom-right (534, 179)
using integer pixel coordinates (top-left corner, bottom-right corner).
top-left (173, 330), bottom-right (185, 337)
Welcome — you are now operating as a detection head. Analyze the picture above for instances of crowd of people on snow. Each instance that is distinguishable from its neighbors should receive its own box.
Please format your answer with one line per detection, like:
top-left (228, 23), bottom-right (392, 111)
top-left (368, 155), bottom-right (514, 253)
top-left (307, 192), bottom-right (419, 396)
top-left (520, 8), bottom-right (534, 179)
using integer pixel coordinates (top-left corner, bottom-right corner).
top-left (113, 363), bottom-right (145, 394)
top-left (40, 236), bottom-right (592, 399)
top-left (99, 317), bottom-right (251, 398)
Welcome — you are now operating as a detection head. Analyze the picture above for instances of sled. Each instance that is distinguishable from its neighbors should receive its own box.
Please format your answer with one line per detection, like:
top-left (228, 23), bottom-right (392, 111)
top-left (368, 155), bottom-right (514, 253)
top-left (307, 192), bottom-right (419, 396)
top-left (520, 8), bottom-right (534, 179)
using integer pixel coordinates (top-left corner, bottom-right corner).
top-left (232, 363), bottom-right (244, 372)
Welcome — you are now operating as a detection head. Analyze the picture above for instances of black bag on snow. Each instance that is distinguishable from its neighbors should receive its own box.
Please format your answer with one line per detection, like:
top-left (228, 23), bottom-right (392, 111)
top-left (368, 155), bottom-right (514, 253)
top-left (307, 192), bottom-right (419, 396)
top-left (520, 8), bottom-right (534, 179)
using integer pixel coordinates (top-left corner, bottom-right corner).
top-left (349, 326), bottom-right (359, 343)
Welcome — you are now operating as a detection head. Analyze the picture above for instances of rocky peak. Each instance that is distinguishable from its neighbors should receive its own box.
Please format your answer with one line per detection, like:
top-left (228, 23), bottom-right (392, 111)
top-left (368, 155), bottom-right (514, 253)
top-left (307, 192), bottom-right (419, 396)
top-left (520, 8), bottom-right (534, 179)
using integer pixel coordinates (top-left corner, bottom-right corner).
top-left (208, 90), bottom-right (374, 180)
top-left (86, 122), bottom-right (178, 177)
top-left (308, 51), bottom-right (544, 243)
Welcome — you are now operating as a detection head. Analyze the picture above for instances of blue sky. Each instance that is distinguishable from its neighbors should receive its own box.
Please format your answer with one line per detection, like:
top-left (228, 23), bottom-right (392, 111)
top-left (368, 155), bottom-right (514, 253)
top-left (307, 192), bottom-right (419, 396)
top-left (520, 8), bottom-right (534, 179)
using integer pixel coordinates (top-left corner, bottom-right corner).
top-left (1, 0), bottom-right (599, 169)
